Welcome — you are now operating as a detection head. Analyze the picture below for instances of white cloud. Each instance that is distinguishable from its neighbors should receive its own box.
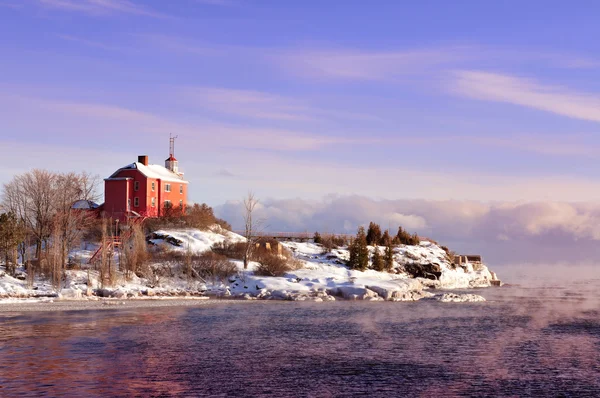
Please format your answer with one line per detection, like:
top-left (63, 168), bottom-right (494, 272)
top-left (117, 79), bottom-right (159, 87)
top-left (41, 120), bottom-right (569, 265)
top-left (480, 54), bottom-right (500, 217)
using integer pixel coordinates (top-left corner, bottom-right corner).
top-left (178, 86), bottom-right (382, 123)
top-left (277, 47), bottom-right (469, 80)
top-left (215, 196), bottom-right (600, 264)
top-left (215, 195), bottom-right (600, 243)
top-left (38, 0), bottom-right (165, 18)
top-left (386, 213), bottom-right (428, 230)
top-left (182, 87), bottom-right (314, 121)
top-left (452, 70), bottom-right (600, 123)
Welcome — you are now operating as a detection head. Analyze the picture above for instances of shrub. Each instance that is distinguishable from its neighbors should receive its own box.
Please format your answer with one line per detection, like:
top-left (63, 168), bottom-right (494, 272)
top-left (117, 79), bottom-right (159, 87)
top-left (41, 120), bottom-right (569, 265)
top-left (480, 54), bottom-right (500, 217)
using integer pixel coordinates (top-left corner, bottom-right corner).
top-left (254, 253), bottom-right (291, 277)
top-left (190, 251), bottom-right (237, 282)
top-left (144, 203), bottom-right (232, 233)
top-left (320, 234), bottom-right (348, 253)
top-left (82, 220), bottom-right (106, 243)
top-left (120, 223), bottom-right (149, 279)
top-left (313, 231), bottom-right (323, 244)
top-left (215, 218), bottom-right (232, 231)
top-left (212, 241), bottom-right (247, 260)
top-left (253, 243), bottom-right (303, 277)
top-left (185, 203), bottom-right (219, 230)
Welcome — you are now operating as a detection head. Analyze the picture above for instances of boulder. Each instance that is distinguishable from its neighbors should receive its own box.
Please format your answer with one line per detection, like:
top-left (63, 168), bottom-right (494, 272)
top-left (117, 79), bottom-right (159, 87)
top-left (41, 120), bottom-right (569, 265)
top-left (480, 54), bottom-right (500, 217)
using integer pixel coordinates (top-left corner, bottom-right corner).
top-left (269, 290), bottom-right (291, 300)
top-left (95, 288), bottom-right (113, 298)
top-left (111, 289), bottom-right (127, 299)
top-left (403, 262), bottom-right (442, 280)
top-left (417, 278), bottom-right (441, 289)
top-left (366, 279), bottom-right (422, 301)
top-left (59, 288), bottom-right (82, 299)
top-left (328, 286), bottom-right (379, 300)
top-left (436, 293), bottom-right (486, 303)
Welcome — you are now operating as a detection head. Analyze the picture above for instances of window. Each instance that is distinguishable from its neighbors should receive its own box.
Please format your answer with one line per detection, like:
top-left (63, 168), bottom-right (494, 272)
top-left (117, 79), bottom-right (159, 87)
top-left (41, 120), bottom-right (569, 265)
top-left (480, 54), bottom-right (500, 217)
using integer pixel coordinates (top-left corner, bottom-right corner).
top-left (165, 183), bottom-right (171, 192)
top-left (179, 200), bottom-right (183, 208)
top-left (164, 200), bottom-right (172, 208)
top-left (134, 181), bottom-right (139, 191)
top-left (180, 184), bottom-right (183, 194)
top-left (151, 181), bottom-right (155, 191)
top-left (151, 197), bottom-right (156, 207)
top-left (134, 197), bottom-right (139, 207)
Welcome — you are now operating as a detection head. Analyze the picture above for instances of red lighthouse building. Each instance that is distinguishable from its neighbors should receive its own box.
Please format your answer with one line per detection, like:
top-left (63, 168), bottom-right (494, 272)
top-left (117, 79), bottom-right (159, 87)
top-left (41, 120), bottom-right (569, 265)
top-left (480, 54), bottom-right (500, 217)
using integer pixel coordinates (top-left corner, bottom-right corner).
top-left (102, 137), bottom-right (188, 221)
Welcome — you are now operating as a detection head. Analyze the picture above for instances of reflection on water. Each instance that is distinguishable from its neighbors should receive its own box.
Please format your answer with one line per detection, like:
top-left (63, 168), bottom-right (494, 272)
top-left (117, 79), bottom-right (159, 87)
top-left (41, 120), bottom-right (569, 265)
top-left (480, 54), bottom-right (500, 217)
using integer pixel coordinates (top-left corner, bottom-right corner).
top-left (1, 265), bottom-right (600, 397)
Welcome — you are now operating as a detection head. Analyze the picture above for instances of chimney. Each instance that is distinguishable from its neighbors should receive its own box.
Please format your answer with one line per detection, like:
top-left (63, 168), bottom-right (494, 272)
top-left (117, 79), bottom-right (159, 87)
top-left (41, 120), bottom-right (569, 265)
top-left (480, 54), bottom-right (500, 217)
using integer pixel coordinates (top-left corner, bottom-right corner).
top-left (138, 155), bottom-right (149, 166)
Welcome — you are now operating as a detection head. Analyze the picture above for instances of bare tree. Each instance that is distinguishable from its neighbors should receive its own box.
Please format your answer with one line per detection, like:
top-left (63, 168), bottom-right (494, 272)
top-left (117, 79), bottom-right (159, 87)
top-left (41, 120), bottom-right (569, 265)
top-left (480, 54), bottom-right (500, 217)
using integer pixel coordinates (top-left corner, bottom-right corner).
top-left (23, 170), bottom-right (58, 259)
top-left (99, 217), bottom-right (110, 288)
top-left (54, 172), bottom-right (99, 271)
top-left (1, 170), bottom-right (100, 269)
top-left (120, 222), bottom-right (148, 279)
top-left (77, 171), bottom-right (101, 202)
top-left (48, 220), bottom-right (63, 291)
top-left (242, 192), bottom-right (262, 270)
top-left (2, 177), bottom-right (32, 267)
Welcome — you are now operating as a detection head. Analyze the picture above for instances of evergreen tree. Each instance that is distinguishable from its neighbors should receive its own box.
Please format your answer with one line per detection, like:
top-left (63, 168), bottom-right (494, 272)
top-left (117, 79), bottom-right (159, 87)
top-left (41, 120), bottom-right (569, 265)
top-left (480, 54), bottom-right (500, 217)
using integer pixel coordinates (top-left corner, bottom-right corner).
top-left (395, 226), bottom-right (421, 246)
top-left (365, 222), bottom-right (382, 246)
top-left (347, 226), bottom-right (369, 271)
top-left (371, 248), bottom-right (384, 272)
top-left (411, 233), bottom-right (421, 246)
top-left (384, 242), bottom-right (394, 272)
top-left (380, 230), bottom-right (391, 246)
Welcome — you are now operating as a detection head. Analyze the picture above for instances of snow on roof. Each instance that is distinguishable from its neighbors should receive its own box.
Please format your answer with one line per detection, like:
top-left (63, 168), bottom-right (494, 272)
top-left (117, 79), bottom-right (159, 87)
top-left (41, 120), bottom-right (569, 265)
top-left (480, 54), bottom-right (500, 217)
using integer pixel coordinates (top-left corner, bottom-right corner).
top-left (71, 200), bottom-right (100, 210)
top-left (110, 162), bottom-right (188, 183)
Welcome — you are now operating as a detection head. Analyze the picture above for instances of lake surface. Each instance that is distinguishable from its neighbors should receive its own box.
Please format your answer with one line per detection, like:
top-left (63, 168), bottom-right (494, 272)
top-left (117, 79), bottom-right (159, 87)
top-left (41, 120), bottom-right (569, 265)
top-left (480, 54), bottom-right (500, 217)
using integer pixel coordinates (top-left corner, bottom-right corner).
top-left (1, 265), bottom-right (600, 397)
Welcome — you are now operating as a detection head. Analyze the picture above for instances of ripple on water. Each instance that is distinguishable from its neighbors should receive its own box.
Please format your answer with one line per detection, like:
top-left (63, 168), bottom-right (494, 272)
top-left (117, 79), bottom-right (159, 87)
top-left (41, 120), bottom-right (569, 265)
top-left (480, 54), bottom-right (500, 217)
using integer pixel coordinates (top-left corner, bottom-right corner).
top-left (0, 283), bottom-right (599, 397)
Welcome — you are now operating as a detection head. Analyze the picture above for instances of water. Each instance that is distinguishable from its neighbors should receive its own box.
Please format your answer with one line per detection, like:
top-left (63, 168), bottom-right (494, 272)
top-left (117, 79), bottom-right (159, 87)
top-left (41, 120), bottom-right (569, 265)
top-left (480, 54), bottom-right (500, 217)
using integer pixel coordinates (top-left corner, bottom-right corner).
top-left (1, 265), bottom-right (600, 397)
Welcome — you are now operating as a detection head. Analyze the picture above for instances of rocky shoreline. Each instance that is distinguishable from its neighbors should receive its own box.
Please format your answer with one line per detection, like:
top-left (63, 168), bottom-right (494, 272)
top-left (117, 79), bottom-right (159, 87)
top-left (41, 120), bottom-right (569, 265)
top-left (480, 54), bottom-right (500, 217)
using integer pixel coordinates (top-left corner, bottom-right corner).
top-left (1, 229), bottom-right (499, 307)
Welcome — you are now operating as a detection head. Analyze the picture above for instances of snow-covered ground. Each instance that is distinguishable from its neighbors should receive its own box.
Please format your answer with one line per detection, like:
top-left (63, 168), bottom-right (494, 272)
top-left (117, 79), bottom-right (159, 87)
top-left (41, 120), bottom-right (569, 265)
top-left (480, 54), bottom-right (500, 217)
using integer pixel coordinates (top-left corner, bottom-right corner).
top-left (1, 227), bottom-right (498, 304)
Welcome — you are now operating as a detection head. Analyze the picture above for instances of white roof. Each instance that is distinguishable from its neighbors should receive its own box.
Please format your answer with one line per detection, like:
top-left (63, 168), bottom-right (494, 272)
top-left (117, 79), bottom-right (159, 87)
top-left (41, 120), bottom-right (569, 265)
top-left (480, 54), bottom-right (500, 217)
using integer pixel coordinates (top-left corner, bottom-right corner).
top-left (71, 200), bottom-right (100, 209)
top-left (109, 162), bottom-right (189, 184)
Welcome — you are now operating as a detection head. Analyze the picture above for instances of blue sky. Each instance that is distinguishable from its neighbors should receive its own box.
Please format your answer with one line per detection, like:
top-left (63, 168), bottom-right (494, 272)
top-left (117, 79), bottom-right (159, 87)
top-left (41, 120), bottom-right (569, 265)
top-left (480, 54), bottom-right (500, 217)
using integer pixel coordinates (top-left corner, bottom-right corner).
top-left (3, 0), bottom-right (600, 260)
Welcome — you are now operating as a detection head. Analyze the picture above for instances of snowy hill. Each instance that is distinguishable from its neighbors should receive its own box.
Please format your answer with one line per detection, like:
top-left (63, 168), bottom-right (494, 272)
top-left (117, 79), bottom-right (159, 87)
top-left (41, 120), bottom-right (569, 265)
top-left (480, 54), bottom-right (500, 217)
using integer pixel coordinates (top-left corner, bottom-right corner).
top-left (1, 228), bottom-right (499, 303)
top-left (148, 225), bottom-right (245, 253)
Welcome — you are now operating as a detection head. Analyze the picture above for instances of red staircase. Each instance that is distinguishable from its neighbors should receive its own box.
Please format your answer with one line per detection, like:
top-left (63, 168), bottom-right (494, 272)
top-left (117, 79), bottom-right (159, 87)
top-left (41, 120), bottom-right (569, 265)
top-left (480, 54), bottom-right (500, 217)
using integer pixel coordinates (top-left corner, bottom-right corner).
top-left (88, 217), bottom-right (146, 265)
top-left (88, 236), bottom-right (121, 265)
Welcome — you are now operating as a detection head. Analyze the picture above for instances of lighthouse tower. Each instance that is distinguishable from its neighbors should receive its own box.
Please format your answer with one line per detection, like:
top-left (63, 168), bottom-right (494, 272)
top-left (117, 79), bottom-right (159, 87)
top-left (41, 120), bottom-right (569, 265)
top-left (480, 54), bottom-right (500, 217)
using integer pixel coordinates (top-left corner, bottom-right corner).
top-left (165, 135), bottom-right (181, 175)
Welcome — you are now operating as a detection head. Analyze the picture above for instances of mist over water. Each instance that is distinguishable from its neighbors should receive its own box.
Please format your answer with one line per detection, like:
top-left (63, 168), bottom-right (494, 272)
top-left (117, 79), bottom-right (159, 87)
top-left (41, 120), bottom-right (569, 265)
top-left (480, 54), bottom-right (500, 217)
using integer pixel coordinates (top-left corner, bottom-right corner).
top-left (1, 265), bottom-right (599, 397)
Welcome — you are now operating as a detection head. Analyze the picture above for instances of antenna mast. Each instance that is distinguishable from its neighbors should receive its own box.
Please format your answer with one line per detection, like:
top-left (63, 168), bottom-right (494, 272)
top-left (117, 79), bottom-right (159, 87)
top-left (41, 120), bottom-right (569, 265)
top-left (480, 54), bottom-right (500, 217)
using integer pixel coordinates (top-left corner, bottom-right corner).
top-left (169, 133), bottom-right (178, 157)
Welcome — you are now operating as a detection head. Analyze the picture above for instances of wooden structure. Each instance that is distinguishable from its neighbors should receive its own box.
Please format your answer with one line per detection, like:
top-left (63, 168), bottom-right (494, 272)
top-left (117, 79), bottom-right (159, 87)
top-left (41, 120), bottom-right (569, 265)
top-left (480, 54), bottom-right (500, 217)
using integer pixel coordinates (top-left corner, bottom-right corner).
top-left (453, 254), bottom-right (483, 266)
top-left (235, 231), bottom-right (354, 241)
top-left (88, 218), bottom-right (146, 265)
